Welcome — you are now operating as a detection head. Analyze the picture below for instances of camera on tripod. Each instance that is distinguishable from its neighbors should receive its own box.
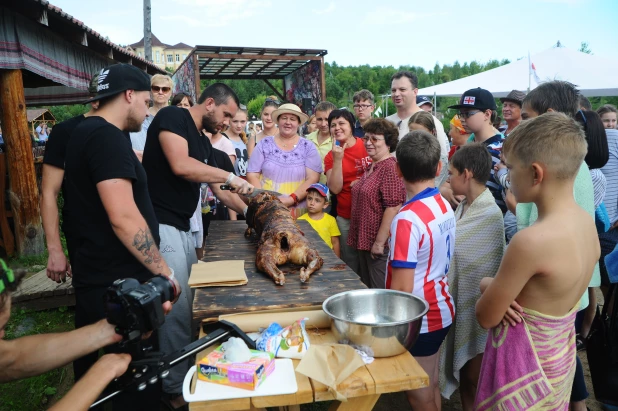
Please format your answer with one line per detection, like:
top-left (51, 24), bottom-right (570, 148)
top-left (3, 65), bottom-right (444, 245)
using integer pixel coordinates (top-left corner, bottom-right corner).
top-left (104, 275), bottom-right (180, 343)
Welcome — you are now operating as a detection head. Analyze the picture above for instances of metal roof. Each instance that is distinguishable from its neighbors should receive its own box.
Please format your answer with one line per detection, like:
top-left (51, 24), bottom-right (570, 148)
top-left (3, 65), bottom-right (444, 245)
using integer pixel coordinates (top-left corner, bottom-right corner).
top-left (193, 46), bottom-right (327, 80)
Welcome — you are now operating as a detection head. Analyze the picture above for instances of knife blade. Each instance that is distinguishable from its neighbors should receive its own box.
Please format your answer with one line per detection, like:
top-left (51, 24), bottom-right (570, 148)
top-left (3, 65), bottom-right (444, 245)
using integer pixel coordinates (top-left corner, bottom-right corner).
top-left (219, 185), bottom-right (283, 198)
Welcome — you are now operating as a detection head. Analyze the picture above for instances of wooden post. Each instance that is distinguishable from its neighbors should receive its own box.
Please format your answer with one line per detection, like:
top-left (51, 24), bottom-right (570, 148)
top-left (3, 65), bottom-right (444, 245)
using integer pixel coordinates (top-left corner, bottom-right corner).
top-left (193, 52), bottom-right (201, 99)
top-left (143, 0), bottom-right (152, 62)
top-left (0, 70), bottom-right (45, 256)
top-left (320, 57), bottom-right (326, 100)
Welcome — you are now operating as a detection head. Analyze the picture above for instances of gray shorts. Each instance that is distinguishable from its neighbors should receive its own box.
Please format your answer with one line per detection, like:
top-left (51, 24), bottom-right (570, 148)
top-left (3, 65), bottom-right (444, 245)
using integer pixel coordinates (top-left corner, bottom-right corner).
top-left (158, 224), bottom-right (198, 394)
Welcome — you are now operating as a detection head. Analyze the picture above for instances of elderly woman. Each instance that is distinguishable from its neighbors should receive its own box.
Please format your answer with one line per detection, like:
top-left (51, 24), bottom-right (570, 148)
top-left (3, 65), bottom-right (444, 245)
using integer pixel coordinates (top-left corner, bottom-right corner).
top-left (324, 109), bottom-right (371, 274)
top-left (347, 119), bottom-right (405, 288)
top-left (247, 103), bottom-right (322, 218)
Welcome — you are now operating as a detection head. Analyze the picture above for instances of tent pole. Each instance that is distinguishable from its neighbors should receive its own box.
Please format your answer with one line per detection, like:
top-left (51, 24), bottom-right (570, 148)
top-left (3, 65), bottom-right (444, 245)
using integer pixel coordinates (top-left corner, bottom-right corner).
top-left (528, 51), bottom-right (531, 93)
top-left (433, 92), bottom-right (437, 117)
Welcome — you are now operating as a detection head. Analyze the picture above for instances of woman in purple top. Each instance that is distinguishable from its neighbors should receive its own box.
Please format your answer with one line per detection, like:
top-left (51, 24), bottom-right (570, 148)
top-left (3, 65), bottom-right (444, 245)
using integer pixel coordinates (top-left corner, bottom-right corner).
top-left (247, 103), bottom-right (322, 219)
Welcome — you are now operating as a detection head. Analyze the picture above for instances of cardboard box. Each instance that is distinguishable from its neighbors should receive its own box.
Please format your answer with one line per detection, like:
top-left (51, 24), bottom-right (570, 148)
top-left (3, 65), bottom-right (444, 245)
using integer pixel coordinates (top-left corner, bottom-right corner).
top-left (197, 346), bottom-right (275, 391)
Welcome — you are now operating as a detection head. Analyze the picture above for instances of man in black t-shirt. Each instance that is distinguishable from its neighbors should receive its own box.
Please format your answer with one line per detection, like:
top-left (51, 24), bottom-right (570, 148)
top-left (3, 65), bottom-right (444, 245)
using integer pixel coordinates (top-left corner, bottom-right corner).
top-left (142, 83), bottom-right (252, 404)
top-left (63, 64), bottom-right (179, 410)
top-left (41, 73), bottom-right (100, 285)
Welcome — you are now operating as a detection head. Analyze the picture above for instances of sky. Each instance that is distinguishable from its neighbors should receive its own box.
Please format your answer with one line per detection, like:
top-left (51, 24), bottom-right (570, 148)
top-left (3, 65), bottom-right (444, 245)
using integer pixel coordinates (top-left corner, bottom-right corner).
top-left (52, 0), bottom-right (618, 70)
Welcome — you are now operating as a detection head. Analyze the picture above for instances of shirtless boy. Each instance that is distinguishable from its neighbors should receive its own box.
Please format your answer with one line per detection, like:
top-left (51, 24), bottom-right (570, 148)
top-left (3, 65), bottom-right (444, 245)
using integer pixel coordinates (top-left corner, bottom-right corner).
top-left (474, 112), bottom-right (600, 410)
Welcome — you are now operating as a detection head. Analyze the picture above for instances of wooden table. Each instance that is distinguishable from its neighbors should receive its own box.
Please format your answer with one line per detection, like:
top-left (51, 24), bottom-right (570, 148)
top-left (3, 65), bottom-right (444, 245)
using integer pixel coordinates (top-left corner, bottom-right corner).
top-left (193, 220), bottom-right (365, 326)
top-left (189, 327), bottom-right (429, 411)
top-left (191, 221), bottom-right (429, 410)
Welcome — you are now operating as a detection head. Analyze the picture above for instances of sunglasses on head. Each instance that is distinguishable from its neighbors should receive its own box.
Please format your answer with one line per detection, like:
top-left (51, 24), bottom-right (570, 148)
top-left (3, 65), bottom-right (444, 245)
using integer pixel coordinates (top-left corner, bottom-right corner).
top-left (152, 85), bottom-right (171, 93)
top-left (265, 98), bottom-right (281, 105)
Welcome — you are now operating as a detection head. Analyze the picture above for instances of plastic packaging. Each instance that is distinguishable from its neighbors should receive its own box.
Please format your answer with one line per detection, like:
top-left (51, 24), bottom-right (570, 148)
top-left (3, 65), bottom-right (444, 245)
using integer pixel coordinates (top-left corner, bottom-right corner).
top-left (256, 318), bottom-right (310, 359)
top-left (221, 337), bottom-right (252, 363)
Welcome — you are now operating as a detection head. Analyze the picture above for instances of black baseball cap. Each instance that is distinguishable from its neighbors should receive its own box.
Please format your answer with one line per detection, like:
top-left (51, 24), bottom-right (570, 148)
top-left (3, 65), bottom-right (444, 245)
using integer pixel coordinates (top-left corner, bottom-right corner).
top-left (416, 95), bottom-right (433, 107)
top-left (448, 87), bottom-right (497, 111)
top-left (84, 64), bottom-right (151, 103)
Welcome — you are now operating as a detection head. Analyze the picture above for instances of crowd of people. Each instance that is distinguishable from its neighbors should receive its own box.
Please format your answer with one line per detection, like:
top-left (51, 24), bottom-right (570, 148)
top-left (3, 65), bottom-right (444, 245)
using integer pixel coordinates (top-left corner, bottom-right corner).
top-left (0, 62), bottom-right (616, 411)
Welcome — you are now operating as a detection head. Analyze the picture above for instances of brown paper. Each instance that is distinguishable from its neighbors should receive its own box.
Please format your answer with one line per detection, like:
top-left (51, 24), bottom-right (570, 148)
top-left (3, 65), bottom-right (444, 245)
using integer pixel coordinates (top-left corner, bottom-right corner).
top-left (189, 260), bottom-right (248, 288)
top-left (295, 344), bottom-right (365, 402)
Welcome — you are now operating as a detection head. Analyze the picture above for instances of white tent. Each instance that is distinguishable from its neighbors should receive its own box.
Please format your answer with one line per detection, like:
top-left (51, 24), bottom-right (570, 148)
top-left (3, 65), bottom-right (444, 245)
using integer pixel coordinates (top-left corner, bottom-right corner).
top-left (417, 47), bottom-right (618, 98)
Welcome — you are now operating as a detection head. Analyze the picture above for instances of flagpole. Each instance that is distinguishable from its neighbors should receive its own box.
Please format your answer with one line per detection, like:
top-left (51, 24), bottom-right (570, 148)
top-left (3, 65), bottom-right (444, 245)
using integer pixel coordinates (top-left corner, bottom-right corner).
top-left (528, 50), bottom-right (532, 93)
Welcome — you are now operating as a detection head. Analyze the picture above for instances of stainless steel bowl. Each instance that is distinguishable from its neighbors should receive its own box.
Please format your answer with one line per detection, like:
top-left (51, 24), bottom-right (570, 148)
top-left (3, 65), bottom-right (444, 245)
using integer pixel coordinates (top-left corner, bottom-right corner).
top-left (322, 289), bottom-right (429, 358)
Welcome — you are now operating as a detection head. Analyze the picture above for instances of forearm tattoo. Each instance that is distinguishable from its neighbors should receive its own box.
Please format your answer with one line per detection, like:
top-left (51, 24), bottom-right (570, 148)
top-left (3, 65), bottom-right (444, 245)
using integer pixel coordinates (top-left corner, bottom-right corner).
top-left (133, 228), bottom-right (164, 269)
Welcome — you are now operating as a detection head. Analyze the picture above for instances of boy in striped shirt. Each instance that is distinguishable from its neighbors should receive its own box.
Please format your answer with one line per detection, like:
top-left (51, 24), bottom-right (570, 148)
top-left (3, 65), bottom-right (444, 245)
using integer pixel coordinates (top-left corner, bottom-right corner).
top-left (389, 130), bottom-right (456, 411)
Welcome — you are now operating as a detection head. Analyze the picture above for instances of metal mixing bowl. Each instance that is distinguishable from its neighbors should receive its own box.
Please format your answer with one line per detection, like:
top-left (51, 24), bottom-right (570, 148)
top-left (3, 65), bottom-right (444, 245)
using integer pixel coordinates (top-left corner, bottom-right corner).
top-left (322, 289), bottom-right (429, 358)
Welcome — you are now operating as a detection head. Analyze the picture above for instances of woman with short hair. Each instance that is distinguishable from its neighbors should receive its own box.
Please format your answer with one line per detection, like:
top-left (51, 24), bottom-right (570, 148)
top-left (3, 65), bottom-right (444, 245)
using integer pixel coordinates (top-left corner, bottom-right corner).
top-left (325, 109), bottom-right (372, 274)
top-left (348, 118), bottom-right (405, 288)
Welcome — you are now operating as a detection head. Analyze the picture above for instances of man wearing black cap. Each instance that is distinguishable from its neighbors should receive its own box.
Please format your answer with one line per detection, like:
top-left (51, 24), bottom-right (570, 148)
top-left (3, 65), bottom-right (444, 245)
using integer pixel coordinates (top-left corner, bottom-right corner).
top-left (41, 73), bottom-right (100, 285)
top-left (499, 90), bottom-right (525, 137)
top-left (417, 95), bottom-right (433, 113)
top-left (63, 63), bottom-right (179, 410)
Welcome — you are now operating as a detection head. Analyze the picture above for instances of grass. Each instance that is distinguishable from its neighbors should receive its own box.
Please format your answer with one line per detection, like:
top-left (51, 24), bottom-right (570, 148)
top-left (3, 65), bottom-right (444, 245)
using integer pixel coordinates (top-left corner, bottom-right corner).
top-left (0, 306), bottom-right (75, 411)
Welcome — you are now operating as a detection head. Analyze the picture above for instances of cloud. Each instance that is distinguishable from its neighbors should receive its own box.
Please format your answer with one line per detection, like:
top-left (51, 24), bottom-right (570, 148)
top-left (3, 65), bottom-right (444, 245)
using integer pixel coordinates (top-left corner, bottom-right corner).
top-left (313, 2), bottom-right (335, 15)
top-left (364, 7), bottom-right (442, 25)
top-left (538, 0), bottom-right (583, 4)
top-left (167, 0), bottom-right (271, 27)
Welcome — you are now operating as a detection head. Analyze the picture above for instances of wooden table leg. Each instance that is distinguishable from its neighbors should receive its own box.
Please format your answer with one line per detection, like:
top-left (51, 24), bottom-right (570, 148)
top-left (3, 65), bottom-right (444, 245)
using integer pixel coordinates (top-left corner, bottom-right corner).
top-left (327, 394), bottom-right (381, 411)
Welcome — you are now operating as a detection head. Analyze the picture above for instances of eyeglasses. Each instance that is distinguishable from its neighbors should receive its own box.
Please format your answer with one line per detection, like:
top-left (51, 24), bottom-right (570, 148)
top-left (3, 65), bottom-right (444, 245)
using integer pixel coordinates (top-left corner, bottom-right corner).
top-left (353, 104), bottom-right (373, 110)
top-left (362, 135), bottom-right (385, 143)
top-left (458, 110), bottom-right (482, 119)
top-left (152, 86), bottom-right (171, 93)
top-left (265, 98), bottom-right (281, 105)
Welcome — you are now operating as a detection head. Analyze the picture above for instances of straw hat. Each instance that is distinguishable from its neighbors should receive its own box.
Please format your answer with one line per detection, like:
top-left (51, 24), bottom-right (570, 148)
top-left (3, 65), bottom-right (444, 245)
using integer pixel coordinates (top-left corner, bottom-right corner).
top-left (271, 103), bottom-right (309, 125)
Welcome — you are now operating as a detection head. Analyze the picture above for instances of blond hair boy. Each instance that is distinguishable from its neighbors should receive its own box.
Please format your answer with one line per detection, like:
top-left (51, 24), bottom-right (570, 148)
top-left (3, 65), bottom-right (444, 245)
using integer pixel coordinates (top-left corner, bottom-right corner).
top-left (474, 112), bottom-right (600, 410)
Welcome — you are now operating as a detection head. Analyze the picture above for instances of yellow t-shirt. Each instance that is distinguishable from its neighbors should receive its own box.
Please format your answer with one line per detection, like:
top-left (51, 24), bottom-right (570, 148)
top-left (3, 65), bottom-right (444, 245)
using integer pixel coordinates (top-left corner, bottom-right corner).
top-left (298, 213), bottom-right (341, 249)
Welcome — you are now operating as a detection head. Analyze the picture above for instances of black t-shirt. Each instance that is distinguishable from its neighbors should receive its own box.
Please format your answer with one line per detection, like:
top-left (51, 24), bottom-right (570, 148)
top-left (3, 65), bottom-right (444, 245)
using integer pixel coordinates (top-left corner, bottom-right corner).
top-left (64, 116), bottom-right (160, 289)
top-left (43, 114), bottom-right (86, 169)
top-left (143, 106), bottom-right (214, 232)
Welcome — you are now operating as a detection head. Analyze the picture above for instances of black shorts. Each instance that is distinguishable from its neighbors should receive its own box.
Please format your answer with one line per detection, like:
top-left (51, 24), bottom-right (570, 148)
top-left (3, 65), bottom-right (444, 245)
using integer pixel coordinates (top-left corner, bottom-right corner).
top-left (410, 325), bottom-right (451, 357)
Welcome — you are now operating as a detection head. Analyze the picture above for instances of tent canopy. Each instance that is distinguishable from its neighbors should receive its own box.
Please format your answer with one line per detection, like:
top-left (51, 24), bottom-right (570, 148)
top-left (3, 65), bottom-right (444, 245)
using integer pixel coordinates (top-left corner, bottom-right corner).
top-left (417, 48), bottom-right (618, 98)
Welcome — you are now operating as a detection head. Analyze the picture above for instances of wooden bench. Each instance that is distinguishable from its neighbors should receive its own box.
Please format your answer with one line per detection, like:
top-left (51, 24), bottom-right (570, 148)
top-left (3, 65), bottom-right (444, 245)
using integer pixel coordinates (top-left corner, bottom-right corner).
top-left (11, 268), bottom-right (75, 311)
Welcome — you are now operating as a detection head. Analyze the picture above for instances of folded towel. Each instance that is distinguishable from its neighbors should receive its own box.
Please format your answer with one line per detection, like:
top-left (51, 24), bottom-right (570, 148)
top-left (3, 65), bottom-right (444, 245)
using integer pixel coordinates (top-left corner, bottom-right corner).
top-left (474, 307), bottom-right (577, 411)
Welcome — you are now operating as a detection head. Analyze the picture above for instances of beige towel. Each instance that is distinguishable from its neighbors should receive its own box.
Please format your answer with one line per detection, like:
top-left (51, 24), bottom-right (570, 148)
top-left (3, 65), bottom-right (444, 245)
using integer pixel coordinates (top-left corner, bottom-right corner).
top-left (188, 260), bottom-right (248, 288)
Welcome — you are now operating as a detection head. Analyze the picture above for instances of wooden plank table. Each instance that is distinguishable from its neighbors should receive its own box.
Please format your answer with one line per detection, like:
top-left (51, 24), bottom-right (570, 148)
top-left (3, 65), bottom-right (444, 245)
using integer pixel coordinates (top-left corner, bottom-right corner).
top-left (193, 220), bottom-right (364, 326)
top-left (190, 220), bottom-right (429, 411)
top-left (188, 326), bottom-right (429, 411)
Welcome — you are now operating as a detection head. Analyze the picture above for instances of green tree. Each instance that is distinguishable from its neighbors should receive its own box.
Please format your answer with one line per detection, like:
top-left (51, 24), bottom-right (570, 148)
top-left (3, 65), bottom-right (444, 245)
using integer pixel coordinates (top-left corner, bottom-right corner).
top-left (247, 95), bottom-right (266, 118)
top-left (579, 41), bottom-right (592, 54)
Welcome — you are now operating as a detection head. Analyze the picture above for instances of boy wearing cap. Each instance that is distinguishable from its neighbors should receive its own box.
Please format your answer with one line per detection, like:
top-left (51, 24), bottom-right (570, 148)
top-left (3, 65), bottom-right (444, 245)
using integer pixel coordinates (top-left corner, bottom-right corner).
top-left (448, 88), bottom-right (506, 213)
top-left (389, 130), bottom-right (456, 411)
top-left (298, 183), bottom-right (341, 257)
top-left (417, 95), bottom-right (433, 112)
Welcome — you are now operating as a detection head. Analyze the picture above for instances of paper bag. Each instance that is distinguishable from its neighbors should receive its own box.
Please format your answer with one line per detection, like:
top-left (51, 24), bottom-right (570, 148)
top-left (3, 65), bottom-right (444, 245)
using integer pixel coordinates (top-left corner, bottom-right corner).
top-left (189, 260), bottom-right (248, 288)
top-left (295, 344), bottom-right (366, 401)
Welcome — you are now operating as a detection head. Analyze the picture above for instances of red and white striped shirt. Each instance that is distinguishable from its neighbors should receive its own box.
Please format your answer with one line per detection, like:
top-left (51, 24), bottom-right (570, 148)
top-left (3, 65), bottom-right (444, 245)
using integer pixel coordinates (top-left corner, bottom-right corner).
top-left (387, 187), bottom-right (456, 333)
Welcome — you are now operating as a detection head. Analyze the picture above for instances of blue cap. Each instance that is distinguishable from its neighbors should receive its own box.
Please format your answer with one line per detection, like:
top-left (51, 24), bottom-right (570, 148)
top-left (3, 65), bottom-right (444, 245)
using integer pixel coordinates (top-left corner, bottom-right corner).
top-left (307, 183), bottom-right (329, 200)
top-left (416, 95), bottom-right (433, 107)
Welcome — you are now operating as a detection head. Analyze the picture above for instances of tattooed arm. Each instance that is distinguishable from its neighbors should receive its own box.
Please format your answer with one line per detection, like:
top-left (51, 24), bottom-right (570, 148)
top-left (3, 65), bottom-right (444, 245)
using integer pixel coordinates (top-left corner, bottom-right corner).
top-left (97, 178), bottom-right (172, 278)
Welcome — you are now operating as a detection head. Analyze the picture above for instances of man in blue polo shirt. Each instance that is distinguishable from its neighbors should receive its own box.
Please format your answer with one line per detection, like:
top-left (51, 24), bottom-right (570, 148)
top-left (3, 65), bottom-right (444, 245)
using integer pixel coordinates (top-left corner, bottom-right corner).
top-left (352, 89), bottom-right (375, 137)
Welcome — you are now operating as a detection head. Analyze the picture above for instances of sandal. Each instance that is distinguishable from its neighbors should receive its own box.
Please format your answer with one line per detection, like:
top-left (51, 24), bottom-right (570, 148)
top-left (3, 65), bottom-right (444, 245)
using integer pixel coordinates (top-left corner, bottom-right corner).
top-left (576, 334), bottom-right (587, 352)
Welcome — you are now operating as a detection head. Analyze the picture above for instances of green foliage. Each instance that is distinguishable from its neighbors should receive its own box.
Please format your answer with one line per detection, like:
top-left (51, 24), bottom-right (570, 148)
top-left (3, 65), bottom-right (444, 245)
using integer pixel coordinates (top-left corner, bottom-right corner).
top-left (46, 105), bottom-right (89, 123)
top-left (579, 41), bottom-right (592, 54)
top-left (199, 79), bottom-right (283, 105)
top-left (247, 95), bottom-right (267, 118)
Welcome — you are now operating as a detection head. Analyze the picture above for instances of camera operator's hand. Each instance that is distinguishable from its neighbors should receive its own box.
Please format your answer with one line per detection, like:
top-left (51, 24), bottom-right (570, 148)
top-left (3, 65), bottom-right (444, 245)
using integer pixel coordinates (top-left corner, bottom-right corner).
top-left (229, 175), bottom-right (254, 195)
top-left (48, 353), bottom-right (132, 411)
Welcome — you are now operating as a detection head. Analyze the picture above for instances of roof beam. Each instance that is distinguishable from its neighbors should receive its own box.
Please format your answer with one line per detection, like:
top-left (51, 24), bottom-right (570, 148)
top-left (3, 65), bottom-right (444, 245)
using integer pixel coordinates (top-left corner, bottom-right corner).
top-left (197, 53), bottom-right (322, 62)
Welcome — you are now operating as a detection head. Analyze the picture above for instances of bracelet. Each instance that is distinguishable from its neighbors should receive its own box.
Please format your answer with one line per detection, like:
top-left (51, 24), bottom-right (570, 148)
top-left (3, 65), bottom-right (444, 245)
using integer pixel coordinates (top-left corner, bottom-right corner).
top-left (168, 267), bottom-right (175, 280)
top-left (290, 193), bottom-right (299, 206)
top-left (225, 172), bottom-right (235, 185)
top-left (243, 206), bottom-right (248, 217)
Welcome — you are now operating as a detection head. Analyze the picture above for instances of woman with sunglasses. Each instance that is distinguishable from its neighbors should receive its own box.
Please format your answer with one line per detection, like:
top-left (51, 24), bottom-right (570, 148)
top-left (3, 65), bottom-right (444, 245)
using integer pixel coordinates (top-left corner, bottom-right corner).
top-left (129, 74), bottom-right (173, 159)
top-left (447, 88), bottom-right (506, 213)
top-left (247, 96), bottom-right (280, 157)
top-left (325, 109), bottom-right (372, 275)
top-left (348, 118), bottom-right (405, 288)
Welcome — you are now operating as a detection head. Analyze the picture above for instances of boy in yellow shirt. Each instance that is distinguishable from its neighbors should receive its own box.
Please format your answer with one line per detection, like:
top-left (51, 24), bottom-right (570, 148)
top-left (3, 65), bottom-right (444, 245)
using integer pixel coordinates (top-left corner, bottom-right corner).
top-left (298, 183), bottom-right (341, 257)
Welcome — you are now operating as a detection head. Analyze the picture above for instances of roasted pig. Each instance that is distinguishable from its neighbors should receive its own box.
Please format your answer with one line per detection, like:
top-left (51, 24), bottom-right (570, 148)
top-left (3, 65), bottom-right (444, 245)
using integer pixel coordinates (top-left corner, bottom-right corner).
top-left (245, 192), bottom-right (323, 285)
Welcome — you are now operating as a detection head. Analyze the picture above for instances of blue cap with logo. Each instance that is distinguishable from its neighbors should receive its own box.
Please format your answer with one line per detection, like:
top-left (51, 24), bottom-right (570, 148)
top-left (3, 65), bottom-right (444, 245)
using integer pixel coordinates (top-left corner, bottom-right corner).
top-left (307, 183), bottom-right (329, 200)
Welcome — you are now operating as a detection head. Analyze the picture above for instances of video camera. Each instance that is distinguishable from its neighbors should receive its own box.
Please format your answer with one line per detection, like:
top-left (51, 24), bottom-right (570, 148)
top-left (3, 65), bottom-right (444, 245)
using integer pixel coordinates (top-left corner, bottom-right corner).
top-left (104, 275), bottom-right (179, 344)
